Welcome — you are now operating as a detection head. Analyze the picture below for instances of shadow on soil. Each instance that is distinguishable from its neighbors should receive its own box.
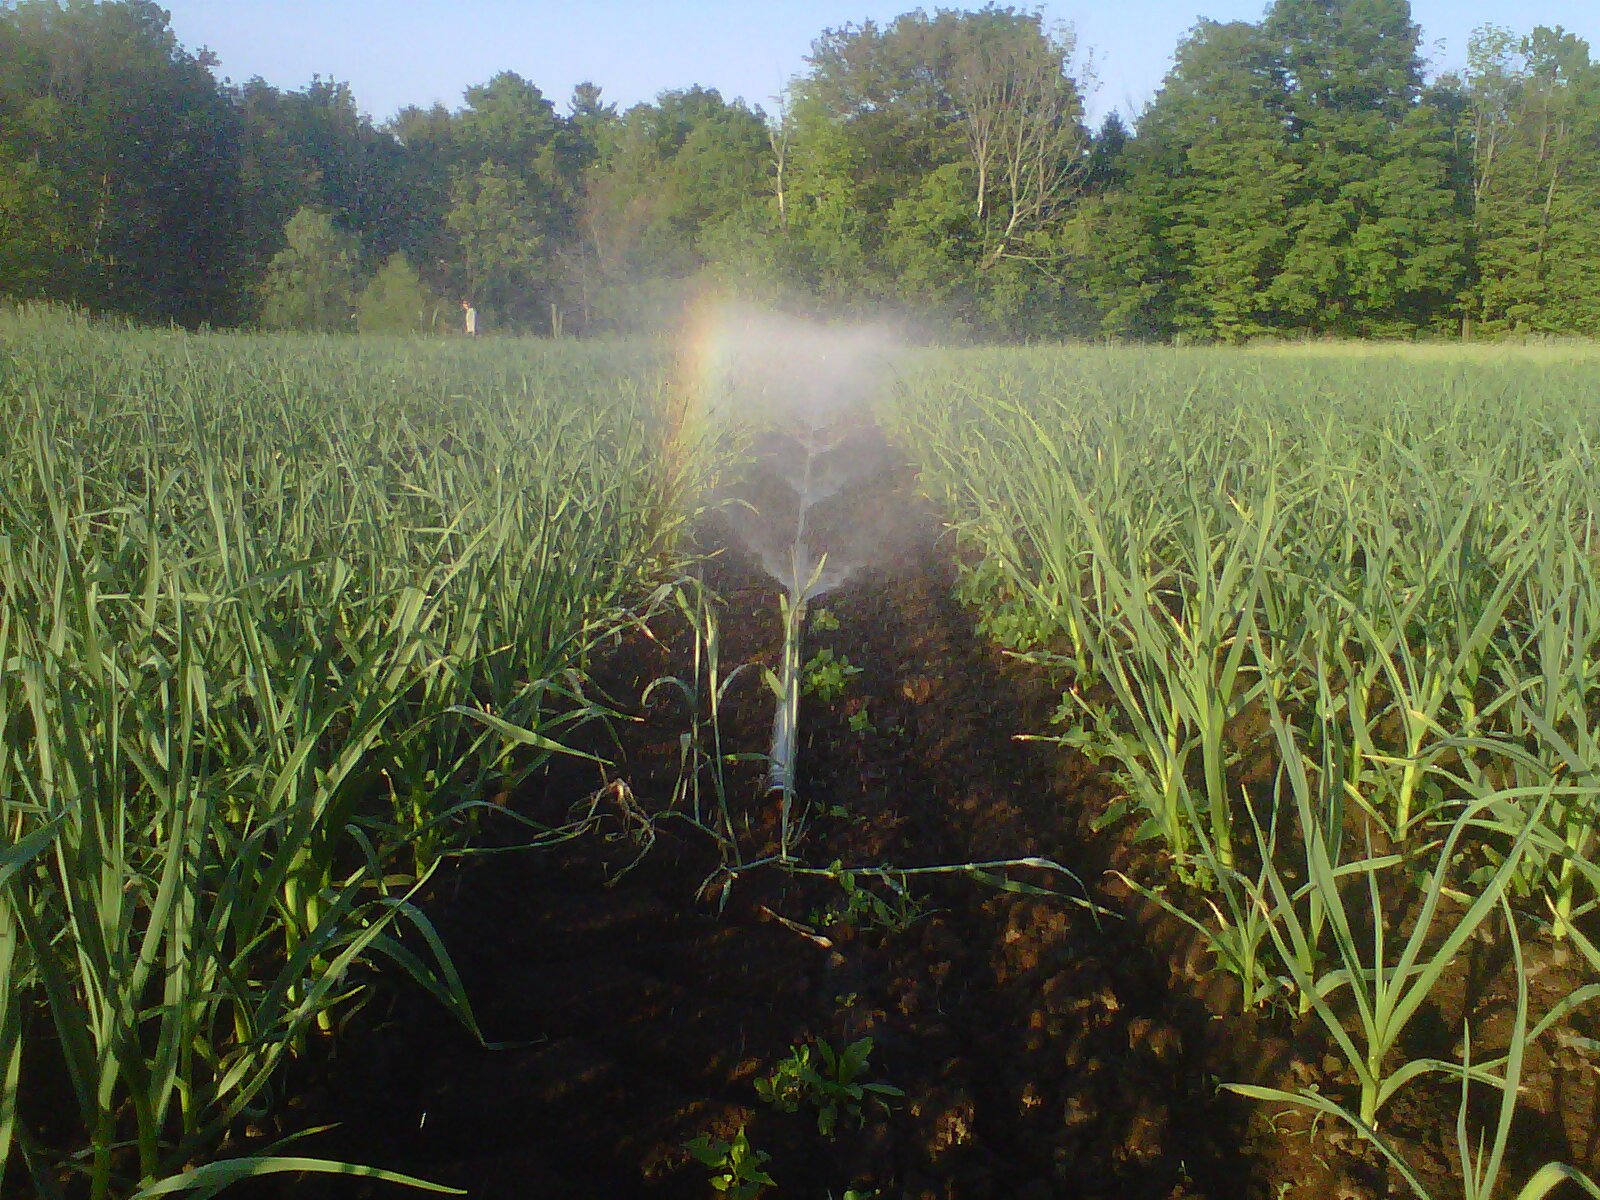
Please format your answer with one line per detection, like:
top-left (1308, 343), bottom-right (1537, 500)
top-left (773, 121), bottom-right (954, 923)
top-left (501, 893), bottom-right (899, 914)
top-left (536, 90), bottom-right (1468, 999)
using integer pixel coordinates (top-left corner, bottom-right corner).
top-left (265, 452), bottom-right (1290, 1200)
top-left (267, 439), bottom-right (1600, 1200)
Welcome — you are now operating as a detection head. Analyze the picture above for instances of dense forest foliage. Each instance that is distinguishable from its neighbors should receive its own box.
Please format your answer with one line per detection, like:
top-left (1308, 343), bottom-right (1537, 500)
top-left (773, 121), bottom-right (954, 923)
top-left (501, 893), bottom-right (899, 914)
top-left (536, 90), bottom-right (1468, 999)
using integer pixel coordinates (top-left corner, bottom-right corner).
top-left (1, 0), bottom-right (1596, 341)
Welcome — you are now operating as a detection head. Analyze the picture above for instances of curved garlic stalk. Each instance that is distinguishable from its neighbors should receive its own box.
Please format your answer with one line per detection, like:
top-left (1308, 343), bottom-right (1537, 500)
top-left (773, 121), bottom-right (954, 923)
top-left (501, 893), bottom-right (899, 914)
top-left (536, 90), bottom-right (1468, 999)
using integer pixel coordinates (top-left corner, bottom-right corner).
top-left (764, 421), bottom-right (862, 859)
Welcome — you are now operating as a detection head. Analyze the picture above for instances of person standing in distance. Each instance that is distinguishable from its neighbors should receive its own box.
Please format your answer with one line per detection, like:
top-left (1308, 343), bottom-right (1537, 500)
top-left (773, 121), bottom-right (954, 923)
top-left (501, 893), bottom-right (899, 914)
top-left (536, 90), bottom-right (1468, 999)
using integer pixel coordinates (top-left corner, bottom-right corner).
top-left (461, 299), bottom-right (478, 336)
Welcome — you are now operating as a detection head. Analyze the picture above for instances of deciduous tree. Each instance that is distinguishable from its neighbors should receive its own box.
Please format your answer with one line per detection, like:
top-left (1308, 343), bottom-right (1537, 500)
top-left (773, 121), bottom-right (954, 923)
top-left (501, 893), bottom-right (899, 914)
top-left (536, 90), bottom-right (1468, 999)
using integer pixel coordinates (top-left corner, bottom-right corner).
top-left (1464, 25), bottom-right (1600, 335)
top-left (259, 207), bottom-right (359, 331)
top-left (355, 251), bottom-right (442, 333)
top-left (786, 5), bottom-right (1094, 332)
top-left (0, 0), bottom-right (244, 324)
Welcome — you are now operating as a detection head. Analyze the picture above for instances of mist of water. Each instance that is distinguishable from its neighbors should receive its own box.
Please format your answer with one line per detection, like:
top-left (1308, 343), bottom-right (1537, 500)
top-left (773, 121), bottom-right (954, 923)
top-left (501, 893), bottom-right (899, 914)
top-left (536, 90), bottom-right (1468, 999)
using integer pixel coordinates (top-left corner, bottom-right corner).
top-left (695, 305), bottom-right (901, 430)
top-left (686, 304), bottom-right (902, 851)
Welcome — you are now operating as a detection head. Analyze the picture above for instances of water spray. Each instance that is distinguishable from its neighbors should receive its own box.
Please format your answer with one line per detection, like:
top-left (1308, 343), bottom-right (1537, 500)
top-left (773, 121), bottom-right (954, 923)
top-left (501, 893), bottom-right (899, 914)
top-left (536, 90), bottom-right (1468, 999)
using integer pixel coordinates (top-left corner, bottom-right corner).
top-left (674, 302), bottom-right (1105, 916)
top-left (761, 423), bottom-right (861, 859)
top-left (691, 307), bottom-right (894, 861)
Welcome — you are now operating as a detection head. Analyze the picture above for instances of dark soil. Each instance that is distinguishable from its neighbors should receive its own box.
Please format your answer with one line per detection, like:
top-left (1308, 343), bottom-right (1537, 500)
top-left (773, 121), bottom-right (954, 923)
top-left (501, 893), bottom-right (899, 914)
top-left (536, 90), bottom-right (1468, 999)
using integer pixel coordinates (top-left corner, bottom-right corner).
top-left (269, 437), bottom-right (1600, 1200)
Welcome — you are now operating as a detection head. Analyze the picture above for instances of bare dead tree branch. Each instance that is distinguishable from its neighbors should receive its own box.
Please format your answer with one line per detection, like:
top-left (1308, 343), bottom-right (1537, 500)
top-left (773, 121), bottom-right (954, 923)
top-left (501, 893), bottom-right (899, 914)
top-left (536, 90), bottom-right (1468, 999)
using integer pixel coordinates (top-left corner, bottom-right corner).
top-left (946, 16), bottom-right (1094, 271)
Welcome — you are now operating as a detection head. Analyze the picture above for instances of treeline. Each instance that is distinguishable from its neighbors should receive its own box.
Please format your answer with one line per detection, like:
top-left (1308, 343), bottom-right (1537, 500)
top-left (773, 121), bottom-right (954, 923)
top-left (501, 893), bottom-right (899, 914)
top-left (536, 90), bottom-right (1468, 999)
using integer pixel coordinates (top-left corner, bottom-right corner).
top-left (1, 0), bottom-right (1597, 341)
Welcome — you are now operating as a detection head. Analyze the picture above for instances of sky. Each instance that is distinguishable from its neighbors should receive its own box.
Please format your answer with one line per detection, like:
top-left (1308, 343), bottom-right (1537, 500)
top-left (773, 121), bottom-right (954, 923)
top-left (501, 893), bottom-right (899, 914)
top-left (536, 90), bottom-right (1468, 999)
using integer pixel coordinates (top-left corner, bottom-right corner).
top-left (160, 0), bottom-right (1600, 125)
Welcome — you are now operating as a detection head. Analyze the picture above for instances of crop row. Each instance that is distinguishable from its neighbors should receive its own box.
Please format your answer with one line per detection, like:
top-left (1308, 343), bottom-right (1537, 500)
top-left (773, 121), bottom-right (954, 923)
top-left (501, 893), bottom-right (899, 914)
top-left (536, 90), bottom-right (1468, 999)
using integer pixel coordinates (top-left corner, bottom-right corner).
top-left (0, 310), bottom-right (701, 1198)
top-left (895, 345), bottom-right (1600, 1197)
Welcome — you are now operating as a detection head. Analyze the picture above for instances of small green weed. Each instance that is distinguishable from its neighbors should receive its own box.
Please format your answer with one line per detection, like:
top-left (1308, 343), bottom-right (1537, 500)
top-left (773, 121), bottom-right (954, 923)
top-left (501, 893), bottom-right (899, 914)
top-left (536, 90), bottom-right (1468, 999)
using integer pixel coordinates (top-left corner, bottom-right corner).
top-left (806, 863), bottom-right (926, 933)
top-left (810, 607), bottom-right (842, 632)
top-left (803, 647), bottom-right (862, 703)
top-left (954, 557), bottom-right (1053, 651)
top-left (848, 707), bottom-right (877, 735)
top-left (684, 1125), bottom-right (775, 1198)
top-left (757, 1036), bottom-right (904, 1136)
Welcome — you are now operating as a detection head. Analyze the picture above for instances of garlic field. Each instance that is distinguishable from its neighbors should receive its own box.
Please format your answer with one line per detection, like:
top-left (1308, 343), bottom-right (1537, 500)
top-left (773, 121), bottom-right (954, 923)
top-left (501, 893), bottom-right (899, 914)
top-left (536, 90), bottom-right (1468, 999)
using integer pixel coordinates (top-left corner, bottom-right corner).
top-left (4, 309), bottom-right (1600, 1200)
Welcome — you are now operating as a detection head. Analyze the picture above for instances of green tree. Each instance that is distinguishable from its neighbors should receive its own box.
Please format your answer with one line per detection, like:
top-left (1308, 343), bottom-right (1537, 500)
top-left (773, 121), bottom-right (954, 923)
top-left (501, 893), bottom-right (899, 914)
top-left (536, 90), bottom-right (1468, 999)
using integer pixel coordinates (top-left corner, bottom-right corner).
top-left (234, 77), bottom-right (409, 312)
top-left (791, 11), bottom-right (968, 222)
top-left (453, 71), bottom-right (585, 188)
top-left (385, 99), bottom-right (458, 287)
top-left (0, 0), bottom-right (244, 324)
top-left (577, 86), bottom-right (771, 325)
top-left (1464, 25), bottom-right (1600, 335)
top-left (943, 11), bottom-right (1090, 270)
top-left (1261, 0), bottom-right (1468, 334)
top-left (1103, 0), bottom-right (1468, 340)
top-left (0, 149), bottom-right (68, 298)
top-left (425, 73), bottom-right (585, 331)
top-left (1124, 20), bottom-right (1300, 341)
top-left (384, 73), bottom-right (586, 332)
top-left (786, 5), bottom-right (1094, 334)
top-left (586, 88), bottom-right (763, 275)
top-left (355, 251), bottom-right (441, 333)
top-left (568, 80), bottom-right (617, 155)
top-left (259, 207), bottom-right (359, 331)
top-left (445, 161), bottom-right (555, 328)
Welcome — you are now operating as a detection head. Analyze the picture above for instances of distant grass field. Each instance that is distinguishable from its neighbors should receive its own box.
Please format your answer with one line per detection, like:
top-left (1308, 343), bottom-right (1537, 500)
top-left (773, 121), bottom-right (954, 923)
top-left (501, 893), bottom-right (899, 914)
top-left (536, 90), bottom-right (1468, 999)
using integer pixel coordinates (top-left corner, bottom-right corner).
top-left (1244, 336), bottom-right (1600, 363)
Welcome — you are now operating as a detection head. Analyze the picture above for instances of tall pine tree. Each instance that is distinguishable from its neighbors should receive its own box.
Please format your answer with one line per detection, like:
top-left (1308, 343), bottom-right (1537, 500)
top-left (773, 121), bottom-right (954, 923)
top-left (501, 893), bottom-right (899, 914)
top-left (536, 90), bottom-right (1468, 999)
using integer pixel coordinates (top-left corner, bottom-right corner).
top-left (1105, 0), bottom-right (1469, 340)
top-left (1262, 0), bottom-right (1468, 334)
top-left (1124, 20), bottom-right (1300, 341)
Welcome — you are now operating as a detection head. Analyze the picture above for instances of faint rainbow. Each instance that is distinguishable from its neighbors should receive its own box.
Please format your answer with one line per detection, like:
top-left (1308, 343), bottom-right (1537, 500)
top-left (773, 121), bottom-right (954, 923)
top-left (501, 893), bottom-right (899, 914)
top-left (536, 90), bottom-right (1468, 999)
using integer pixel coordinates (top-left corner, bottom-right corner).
top-left (661, 288), bottom-right (729, 487)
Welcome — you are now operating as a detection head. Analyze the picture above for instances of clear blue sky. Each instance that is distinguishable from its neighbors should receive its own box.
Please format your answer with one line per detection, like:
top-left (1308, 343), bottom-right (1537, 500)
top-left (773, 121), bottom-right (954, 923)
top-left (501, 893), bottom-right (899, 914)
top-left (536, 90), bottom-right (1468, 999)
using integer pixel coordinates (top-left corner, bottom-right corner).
top-left (160, 0), bottom-right (1600, 124)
